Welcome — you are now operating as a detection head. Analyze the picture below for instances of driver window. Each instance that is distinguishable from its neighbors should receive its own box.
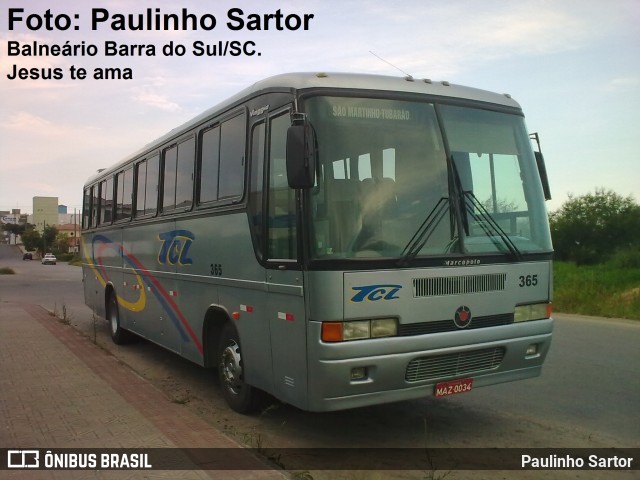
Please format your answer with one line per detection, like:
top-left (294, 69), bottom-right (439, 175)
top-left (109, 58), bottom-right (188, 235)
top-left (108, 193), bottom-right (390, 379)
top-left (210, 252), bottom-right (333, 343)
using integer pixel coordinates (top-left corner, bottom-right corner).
top-left (267, 113), bottom-right (297, 260)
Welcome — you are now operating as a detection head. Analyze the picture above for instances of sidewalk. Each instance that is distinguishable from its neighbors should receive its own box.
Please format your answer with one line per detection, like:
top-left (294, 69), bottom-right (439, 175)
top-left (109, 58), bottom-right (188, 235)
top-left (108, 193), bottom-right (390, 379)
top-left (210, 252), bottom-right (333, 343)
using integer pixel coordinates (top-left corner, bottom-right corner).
top-left (0, 301), bottom-right (287, 479)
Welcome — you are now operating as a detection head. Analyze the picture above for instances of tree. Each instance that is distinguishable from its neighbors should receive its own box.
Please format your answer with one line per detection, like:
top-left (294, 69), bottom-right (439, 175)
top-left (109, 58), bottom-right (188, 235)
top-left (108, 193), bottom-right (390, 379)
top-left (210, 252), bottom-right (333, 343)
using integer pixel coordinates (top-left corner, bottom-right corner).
top-left (19, 225), bottom-right (60, 254)
top-left (42, 225), bottom-right (58, 254)
top-left (21, 227), bottom-right (41, 252)
top-left (549, 188), bottom-right (640, 264)
top-left (54, 232), bottom-right (70, 254)
top-left (1, 223), bottom-right (25, 244)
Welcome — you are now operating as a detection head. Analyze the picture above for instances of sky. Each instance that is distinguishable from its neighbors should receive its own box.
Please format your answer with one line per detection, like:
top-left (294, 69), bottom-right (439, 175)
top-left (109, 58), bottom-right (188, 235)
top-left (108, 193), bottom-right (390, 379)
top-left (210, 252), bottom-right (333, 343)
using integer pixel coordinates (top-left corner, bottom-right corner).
top-left (1, 0), bottom-right (638, 215)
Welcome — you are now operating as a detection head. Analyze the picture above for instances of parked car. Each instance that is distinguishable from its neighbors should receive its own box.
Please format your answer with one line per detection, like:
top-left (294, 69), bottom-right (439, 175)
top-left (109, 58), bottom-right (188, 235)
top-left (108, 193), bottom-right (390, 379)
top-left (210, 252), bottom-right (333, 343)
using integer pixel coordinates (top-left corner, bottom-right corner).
top-left (41, 253), bottom-right (57, 265)
top-left (23, 252), bottom-right (33, 260)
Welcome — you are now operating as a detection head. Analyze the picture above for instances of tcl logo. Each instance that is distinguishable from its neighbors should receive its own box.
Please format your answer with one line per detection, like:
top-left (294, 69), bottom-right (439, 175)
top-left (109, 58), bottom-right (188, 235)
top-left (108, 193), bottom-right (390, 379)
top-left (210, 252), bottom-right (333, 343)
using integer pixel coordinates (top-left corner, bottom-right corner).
top-left (350, 284), bottom-right (402, 302)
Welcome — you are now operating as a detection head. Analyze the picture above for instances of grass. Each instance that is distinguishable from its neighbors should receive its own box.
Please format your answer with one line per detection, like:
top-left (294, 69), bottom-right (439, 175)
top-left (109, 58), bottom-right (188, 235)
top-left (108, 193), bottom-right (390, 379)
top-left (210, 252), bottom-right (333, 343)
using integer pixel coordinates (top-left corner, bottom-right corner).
top-left (68, 257), bottom-right (83, 266)
top-left (553, 261), bottom-right (640, 320)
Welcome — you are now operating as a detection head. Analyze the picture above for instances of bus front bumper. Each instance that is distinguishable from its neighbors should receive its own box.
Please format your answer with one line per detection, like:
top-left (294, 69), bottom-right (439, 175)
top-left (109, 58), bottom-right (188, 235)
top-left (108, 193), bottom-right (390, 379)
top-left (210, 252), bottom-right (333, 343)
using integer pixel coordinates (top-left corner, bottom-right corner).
top-left (304, 319), bottom-right (553, 412)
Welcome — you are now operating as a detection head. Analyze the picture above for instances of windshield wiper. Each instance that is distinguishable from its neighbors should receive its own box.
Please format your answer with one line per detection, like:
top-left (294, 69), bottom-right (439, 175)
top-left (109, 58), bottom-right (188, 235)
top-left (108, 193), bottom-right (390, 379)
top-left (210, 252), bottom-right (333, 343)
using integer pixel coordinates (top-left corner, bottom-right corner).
top-left (397, 197), bottom-right (449, 267)
top-left (463, 191), bottom-right (523, 260)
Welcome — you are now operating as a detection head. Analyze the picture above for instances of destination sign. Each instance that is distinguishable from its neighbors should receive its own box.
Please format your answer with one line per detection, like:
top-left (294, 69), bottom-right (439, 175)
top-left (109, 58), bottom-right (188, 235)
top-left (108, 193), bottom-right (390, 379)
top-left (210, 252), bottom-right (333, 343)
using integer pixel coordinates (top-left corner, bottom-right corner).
top-left (331, 104), bottom-right (411, 121)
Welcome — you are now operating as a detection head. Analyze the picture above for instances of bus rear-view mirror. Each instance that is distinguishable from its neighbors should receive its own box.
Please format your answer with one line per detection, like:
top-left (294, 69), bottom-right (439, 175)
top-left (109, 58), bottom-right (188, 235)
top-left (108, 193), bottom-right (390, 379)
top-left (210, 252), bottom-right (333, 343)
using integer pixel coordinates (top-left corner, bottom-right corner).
top-left (286, 124), bottom-right (316, 189)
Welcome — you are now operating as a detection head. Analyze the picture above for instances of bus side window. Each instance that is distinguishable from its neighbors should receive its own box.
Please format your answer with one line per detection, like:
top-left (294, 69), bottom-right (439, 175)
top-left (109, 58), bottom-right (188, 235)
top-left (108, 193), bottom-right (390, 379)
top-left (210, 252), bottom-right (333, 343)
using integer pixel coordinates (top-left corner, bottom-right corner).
top-left (175, 138), bottom-right (195, 209)
top-left (199, 113), bottom-right (246, 204)
top-left (248, 122), bottom-right (266, 259)
top-left (82, 187), bottom-right (91, 229)
top-left (135, 160), bottom-right (146, 217)
top-left (200, 126), bottom-right (221, 203)
top-left (91, 185), bottom-right (99, 227)
top-left (100, 177), bottom-right (113, 224)
top-left (135, 155), bottom-right (159, 217)
top-left (163, 146), bottom-right (178, 211)
top-left (219, 114), bottom-right (245, 200)
top-left (162, 137), bottom-right (194, 212)
top-left (145, 155), bottom-right (159, 215)
top-left (115, 167), bottom-right (133, 221)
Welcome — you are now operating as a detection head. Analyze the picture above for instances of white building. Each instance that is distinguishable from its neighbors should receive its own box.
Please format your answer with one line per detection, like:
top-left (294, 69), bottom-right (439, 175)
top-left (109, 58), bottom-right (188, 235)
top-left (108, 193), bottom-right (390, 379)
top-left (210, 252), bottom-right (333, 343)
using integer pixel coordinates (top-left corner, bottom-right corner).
top-left (32, 197), bottom-right (59, 233)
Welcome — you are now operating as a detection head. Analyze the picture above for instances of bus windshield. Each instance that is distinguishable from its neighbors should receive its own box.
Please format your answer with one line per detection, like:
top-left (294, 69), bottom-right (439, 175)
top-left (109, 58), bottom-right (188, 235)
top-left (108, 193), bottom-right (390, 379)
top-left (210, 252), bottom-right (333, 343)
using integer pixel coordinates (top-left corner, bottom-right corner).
top-left (305, 96), bottom-right (552, 261)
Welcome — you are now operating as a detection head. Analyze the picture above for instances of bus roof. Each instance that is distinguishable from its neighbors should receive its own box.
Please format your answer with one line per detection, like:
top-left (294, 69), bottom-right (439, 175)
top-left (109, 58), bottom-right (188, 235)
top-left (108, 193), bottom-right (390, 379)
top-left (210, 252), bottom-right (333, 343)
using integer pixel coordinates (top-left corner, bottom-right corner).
top-left (84, 72), bottom-right (522, 185)
top-left (249, 72), bottom-right (521, 107)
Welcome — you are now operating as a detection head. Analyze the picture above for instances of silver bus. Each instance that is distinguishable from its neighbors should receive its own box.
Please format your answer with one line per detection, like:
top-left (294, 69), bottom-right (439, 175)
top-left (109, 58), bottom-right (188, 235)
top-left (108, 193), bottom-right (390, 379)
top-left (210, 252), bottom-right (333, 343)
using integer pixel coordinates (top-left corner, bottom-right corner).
top-left (81, 72), bottom-right (554, 413)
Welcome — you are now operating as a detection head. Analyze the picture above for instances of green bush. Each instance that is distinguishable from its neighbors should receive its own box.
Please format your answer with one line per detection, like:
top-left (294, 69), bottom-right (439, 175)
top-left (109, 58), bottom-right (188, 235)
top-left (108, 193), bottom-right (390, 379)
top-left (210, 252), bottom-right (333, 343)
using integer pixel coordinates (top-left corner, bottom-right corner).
top-left (67, 255), bottom-right (83, 266)
top-left (608, 246), bottom-right (640, 269)
top-left (0, 267), bottom-right (16, 275)
top-left (550, 189), bottom-right (640, 265)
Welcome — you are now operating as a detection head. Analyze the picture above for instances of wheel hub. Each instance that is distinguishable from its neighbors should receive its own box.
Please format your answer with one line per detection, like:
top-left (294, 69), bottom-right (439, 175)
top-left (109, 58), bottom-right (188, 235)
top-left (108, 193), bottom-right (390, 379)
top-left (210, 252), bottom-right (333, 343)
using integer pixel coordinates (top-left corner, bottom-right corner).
top-left (109, 306), bottom-right (118, 335)
top-left (221, 341), bottom-right (243, 395)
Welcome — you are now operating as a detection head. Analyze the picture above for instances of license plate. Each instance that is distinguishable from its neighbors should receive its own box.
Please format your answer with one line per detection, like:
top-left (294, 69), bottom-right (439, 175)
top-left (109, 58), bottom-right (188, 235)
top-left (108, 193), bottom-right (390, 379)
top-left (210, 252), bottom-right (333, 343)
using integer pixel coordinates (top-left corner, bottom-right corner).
top-left (435, 378), bottom-right (473, 397)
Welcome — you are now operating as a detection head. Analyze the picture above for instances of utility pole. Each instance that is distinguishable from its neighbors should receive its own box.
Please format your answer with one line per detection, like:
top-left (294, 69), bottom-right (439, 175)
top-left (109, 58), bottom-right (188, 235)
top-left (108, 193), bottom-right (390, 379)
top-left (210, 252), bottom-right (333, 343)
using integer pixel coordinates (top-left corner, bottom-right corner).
top-left (74, 208), bottom-right (78, 254)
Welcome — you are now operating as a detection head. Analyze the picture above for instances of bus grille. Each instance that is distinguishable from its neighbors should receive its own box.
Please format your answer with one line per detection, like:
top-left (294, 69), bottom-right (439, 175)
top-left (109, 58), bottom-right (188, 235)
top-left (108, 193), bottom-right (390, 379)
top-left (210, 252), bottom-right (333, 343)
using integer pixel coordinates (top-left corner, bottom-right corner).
top-left (413, 273), bottom-right (506, 297)
top-left (405, 347), bottom-right (505, 383)
top-left (398, 313), bottom-right (513, 336)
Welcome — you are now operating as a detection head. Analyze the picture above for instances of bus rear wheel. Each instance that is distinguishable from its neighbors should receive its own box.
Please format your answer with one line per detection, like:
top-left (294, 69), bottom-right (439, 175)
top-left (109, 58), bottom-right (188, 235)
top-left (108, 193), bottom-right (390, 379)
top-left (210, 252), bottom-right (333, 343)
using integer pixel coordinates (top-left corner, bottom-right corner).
top-left (217, 322), bottom-right (259, 413)
top-left (107, 292), bottom-right (133, 345)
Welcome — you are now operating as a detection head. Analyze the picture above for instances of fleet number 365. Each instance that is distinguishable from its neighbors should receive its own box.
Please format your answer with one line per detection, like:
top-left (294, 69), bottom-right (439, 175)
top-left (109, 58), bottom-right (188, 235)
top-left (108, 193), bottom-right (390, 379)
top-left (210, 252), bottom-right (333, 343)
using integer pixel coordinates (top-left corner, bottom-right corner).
top-left (518, 274), bottom-right (538, 287)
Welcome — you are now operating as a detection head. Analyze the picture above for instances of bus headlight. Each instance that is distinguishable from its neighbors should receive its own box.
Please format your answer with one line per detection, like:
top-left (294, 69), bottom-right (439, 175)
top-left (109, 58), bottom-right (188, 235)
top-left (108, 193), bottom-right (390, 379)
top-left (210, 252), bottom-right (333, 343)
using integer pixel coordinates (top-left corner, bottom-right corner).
top-left (371, 318), bottom-right (398, 338)
top-left (322, 318), bottom-right (398, 342)
top-left (514, 302), bottom-right (552, 322)
top-left (343, 321), bottom-right (370, 340)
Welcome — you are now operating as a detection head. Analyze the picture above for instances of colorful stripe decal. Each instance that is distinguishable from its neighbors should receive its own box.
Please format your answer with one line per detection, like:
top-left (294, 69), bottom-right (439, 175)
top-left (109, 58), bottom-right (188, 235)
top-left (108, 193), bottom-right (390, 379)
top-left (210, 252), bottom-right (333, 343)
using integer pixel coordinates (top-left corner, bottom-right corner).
top-left (82, 235), bottom-right (203, 355)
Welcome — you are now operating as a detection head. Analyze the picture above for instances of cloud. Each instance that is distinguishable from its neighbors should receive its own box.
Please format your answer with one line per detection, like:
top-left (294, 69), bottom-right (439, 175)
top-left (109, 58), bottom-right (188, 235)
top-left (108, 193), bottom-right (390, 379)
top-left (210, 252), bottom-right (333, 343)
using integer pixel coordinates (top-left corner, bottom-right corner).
top-left (606, 77), bottom-right (640, 91)
top-left (286, 1), bottom-right (595, 81)
top-left (1, 111), bottom-right (52, 129)
top-left (133, 92), bottom-right (182, 111)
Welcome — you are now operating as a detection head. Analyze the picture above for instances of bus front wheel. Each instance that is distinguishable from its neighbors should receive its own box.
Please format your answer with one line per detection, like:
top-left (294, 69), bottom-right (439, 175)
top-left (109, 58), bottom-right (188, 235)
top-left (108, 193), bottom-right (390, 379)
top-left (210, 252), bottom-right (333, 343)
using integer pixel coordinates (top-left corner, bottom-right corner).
top-left (217, 322), bottom-right (258, 413)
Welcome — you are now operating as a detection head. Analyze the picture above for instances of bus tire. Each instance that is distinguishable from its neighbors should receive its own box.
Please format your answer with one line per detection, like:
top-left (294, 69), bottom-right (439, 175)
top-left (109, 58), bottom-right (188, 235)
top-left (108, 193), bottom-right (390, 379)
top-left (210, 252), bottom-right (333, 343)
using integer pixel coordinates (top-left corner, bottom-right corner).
top-left (107, 291), bottom-right (133, 345)
top-left (217, 322), bottom-right (258, 413)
